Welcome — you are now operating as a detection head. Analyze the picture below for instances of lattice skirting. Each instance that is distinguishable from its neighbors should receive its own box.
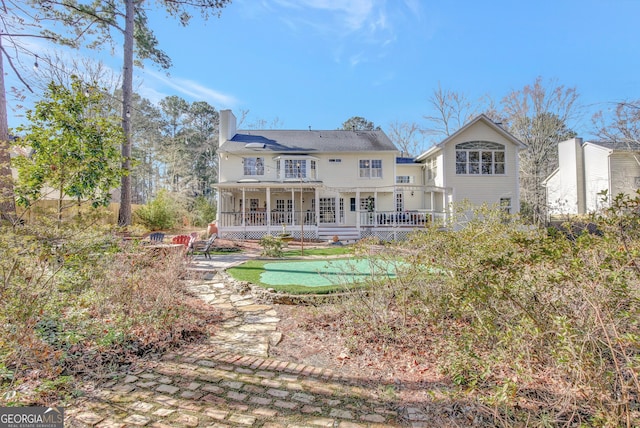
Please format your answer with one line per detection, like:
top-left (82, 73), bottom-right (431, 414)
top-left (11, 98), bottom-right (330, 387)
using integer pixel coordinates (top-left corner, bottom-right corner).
top-left (221, 229), bottom-right (414, 242)
top-left (220, 229), bottom-right (319, 241)
top-left (360, 229), bottom-right (413, 242)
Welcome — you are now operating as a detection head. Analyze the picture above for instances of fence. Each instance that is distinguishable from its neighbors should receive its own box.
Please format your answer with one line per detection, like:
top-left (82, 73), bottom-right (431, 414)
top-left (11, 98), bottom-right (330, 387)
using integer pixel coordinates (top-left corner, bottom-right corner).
top-left (16, 201), bottom-right (141, 225)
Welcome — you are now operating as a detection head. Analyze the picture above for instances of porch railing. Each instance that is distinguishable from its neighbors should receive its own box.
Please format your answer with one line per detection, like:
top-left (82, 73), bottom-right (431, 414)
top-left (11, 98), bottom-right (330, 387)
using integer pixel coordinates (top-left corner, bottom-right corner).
top-left (218, 211), bottom-right (317, 227)
top-left (218, 210), bottom-right (445, 228)
top-left (359, 210), bottom-right (444, 227)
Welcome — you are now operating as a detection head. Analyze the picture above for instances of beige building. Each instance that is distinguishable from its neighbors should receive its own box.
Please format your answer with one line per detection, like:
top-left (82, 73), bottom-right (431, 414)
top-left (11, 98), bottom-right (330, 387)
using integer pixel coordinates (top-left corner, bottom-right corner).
top-left (215, 111), bottom-right (525, 241)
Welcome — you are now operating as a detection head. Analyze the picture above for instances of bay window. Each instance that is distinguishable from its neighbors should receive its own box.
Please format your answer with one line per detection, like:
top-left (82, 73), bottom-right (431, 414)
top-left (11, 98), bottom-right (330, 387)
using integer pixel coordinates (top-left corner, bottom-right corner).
top-left (275, 157), bottom-right (318, 180)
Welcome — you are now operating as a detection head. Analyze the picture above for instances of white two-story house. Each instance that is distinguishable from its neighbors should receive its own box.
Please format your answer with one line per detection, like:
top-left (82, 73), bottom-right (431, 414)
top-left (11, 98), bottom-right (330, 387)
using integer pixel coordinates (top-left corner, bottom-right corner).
top-left (215, 110), bottom-right (525, 241)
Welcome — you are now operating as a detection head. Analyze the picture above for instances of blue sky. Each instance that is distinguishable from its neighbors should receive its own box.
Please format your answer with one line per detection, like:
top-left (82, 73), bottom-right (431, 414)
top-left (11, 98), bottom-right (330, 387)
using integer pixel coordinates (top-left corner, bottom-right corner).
top-left (9, 0), bottom-right (640, 143)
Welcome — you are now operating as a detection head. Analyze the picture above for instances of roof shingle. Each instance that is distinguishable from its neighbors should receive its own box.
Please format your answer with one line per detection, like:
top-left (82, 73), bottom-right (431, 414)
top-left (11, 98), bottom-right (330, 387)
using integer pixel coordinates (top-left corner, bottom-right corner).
top-left (220, 129), bottom-right (398, 154)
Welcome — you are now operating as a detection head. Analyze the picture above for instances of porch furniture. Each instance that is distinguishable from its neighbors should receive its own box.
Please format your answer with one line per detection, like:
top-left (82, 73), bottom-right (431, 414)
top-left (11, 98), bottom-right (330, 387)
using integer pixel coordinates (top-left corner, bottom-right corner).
top-left (149, 232), bottom-right (165, 243)
top-left (187, 232), bottom-right (199, 254)
top-left (171, 235), bottom-right (192, 248)
top-left (202, 234), bottom-right (217, 259)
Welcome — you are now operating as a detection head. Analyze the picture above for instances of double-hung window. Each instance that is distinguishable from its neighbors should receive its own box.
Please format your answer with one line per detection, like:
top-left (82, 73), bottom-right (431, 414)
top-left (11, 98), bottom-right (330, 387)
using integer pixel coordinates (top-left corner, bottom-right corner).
top-left (359, 159), bottom-right (382, 178)
top-left (243, 157), bottom-right (264, 176)
top-left (427, 158), bottom-right (437, 180)
top-left (455, 141), bottom-right (505, 175)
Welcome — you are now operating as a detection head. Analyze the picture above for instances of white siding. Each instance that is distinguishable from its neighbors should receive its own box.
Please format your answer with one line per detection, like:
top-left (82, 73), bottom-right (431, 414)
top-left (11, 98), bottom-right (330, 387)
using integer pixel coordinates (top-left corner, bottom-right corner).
top-left (442, 121), bottom-right (520, 211)
top-left (610, 152), bottom-right (640, 200)
top-left (219, 151), bottom-right (398, 191)
top-left (546, 138), bottom-right (582, 215)
top-left (396, 164), bottom-right (423, 210)
top-left (583, 144), bottom-right (611, 213)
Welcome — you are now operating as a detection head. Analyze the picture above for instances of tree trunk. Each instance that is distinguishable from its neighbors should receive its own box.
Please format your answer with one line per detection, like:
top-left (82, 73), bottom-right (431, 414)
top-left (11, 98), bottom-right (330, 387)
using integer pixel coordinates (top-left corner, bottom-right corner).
top-left (117, 0), bottom-right (134, 226)
top-left (58, 180), bottom-right (64, 225)
top-left (0, 35), bottom-right (17, 223)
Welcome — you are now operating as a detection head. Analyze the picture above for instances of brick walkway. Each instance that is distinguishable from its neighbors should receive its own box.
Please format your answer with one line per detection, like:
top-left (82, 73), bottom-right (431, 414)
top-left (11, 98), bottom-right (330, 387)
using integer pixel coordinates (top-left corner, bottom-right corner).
top-left (65, 260), bottom-right (427, 427)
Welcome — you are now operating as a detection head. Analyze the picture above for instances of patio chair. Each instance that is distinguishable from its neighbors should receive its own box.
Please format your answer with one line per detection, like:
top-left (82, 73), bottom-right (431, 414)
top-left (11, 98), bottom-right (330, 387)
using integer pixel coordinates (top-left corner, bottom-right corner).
top-left (186, 232), bottom-right (199, 255)
top-left (171, 234), bottom-right (191, 248)
top-left (202, 233), bottom-right (217, 259)
top-left (149, 232), bottom-right (165, 244)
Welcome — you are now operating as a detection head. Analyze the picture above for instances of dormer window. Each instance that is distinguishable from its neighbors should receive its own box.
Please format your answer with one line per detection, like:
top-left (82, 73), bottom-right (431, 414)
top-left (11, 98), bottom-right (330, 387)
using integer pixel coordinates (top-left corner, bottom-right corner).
top-left (455, 141), bottom-right (505, 175)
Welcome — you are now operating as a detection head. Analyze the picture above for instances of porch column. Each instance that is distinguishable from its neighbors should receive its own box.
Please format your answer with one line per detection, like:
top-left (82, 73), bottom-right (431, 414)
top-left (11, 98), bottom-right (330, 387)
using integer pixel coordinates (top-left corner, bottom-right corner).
top-left (241, 188), bottom-right (246, 226)
top-left (356, 190), bottom-right (360, 229)
top-left (430, 191), bottom-right (435, 222)
top-left (314, 189), bottom-right (320, 227)
top-left (291, 188), bottom-right (296, 225)
top-left (374, 191), bottom-right (378, 226)
top-left (266, 188), bottom-right (271, 228)
top-left (335, 194), bottom-right (340, 224)
top-left (216, 187), bottom-right (221, 224)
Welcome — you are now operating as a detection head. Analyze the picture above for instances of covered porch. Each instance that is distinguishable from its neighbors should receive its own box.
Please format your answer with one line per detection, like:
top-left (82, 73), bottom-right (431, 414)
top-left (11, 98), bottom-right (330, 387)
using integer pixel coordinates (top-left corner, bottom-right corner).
top-left (215, 182), bottom-right (451, 241)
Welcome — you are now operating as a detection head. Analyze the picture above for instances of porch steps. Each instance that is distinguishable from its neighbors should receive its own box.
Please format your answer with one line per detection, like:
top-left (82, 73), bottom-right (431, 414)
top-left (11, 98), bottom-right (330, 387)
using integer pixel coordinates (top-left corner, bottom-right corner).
top-left (317, 226), bottom-right (361, 242)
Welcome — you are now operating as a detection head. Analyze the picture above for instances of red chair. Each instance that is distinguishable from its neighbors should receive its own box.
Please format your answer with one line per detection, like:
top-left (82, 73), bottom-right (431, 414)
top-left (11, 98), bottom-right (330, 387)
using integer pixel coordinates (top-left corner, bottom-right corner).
top-left (171, 235), bottom-right (191, 247)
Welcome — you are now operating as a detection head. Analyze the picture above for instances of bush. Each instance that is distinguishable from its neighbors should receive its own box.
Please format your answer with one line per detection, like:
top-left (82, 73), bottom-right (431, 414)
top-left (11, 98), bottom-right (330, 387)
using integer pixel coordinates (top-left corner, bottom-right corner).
top-left (0, 222), bottom-right (218, 405)
top-left (338, 201), bottom-right (640, 426)
top-left (134, 190), bottom-right (181, 230)
top-left (260, 235), bottom-right (283, 258)
top-left (187, 196), bottom-right (216, 228)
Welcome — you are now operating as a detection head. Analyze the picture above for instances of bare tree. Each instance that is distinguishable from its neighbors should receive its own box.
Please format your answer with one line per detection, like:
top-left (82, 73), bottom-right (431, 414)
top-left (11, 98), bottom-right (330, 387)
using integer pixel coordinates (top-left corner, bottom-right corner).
top-left (0, 0), bottom-right (55, 222)
top-left (502, 77), bottom-right (580, 225)
top-left (247, 116), bottom-right (284, 130)
top-left (593, 100), bottom-right (640, 147)
top-left (422, 83), bottom-right (479, 142)
top-left (387, 121), bottom-right (425, 157)
top-left (33, 52), bottom-right (121, 95)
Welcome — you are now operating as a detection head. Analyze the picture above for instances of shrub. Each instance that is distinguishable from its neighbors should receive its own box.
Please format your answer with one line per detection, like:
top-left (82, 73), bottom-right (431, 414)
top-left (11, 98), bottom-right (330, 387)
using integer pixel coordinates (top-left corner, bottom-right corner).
top-left (337, 201), bottom-right (639, 426)
top-left (134, 190), bottom-right (180, 230)
top-left (0, 222), bottom-right (218, 405)
top-left (187, 196), bottom-right (216, 228)
top-left (260, 235), bottom-right (283, 258)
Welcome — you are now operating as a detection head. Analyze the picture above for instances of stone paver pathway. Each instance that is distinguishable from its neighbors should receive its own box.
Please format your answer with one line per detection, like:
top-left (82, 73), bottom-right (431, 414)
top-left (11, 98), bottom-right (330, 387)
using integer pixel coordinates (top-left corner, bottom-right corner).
top-left (65, 261), bottom-right (427, 427)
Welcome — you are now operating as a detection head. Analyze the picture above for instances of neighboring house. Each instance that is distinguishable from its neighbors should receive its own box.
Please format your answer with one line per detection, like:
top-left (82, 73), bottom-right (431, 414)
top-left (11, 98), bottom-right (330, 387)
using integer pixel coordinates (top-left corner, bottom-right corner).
top-left (214, 110), bottom-right (525, 241)
top-left (544, 138), bottom-right (640, 217)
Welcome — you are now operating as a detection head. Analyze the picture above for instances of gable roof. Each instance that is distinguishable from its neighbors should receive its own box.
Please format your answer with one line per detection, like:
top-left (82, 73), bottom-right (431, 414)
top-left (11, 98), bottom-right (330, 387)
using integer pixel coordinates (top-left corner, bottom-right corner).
top-left (416, 114), bottom-right (526, 161)
top-left (219, 129), bottom-right (398, 155)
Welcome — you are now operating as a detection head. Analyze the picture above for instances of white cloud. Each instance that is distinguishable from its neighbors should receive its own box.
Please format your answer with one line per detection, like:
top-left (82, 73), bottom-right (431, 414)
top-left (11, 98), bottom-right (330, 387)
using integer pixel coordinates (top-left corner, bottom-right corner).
top-left (273, 0), bottom-right (378, 34)
top-left (242, 0), bottom-right (424, 69)
top-left (142, 69), bottom-right (239, 107)
top-left (300, 0), bottom-right (374, 32)
top-left (403, 0), bottom-right (422, 18)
